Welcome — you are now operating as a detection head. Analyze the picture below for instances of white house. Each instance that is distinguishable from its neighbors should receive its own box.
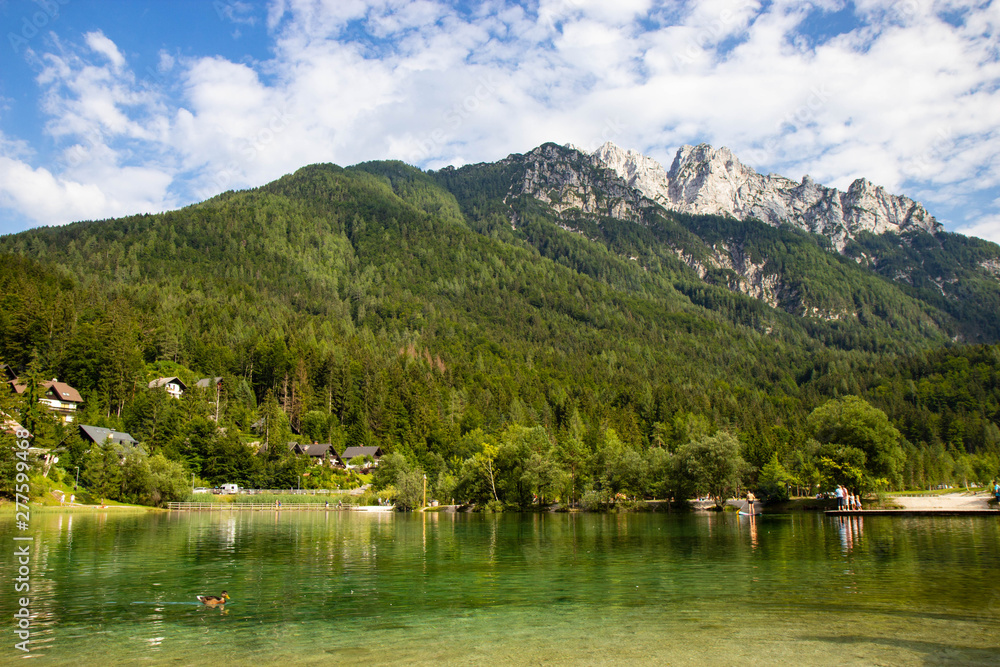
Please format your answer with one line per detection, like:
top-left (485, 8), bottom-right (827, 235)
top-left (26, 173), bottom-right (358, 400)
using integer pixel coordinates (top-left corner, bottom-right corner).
top-left (10, 379), bottom-right (84, 424)
top-left (148, 377), bottom-right (187, 399)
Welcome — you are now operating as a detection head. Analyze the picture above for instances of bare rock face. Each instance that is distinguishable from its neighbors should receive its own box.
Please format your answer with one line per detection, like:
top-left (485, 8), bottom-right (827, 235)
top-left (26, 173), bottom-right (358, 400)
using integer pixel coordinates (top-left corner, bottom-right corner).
top-left (587, 142), bottom-right (941, 251)
top-left (590, 143), bottom-right (672, 208)
top-left (511, 143), bottom-right (653, 223)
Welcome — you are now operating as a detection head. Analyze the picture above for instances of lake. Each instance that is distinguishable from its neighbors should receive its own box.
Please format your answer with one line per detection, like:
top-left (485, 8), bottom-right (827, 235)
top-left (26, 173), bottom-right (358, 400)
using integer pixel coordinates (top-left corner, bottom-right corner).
top-left (2, 509), bottom-right (998, 665)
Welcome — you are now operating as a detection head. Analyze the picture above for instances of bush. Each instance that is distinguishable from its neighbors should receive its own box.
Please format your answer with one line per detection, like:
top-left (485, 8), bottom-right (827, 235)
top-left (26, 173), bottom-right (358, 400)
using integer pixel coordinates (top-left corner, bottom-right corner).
top-left (482, 499), bottom-right (505, 513)
top-left (354, 486), bottom-right (395, 507)
top-left (580, 488), bottom-right (613, 511)
top-left (395, 470), bottom-right (425, 511)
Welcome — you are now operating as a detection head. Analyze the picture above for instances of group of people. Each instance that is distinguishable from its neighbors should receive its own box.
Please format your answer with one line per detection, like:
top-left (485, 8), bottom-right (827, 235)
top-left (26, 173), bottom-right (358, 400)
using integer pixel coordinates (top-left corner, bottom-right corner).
top-left (834, 485), bottom-right (862, 511)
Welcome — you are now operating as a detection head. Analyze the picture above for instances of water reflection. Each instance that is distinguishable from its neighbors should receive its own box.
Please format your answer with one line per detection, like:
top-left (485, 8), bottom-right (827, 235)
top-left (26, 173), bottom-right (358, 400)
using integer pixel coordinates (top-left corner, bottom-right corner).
top-left (0, 511), bottom-right (997, 665)
top-left (839, 515), bottom-right (864, 554)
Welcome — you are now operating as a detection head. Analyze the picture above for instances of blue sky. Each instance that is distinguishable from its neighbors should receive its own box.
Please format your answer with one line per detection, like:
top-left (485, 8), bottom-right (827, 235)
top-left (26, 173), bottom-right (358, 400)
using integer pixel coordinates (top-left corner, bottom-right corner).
top-left (1, 0), bottom-right (998, 242)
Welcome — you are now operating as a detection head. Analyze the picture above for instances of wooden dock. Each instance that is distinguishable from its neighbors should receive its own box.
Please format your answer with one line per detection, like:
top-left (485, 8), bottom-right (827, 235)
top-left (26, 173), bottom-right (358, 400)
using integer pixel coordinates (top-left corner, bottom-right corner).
top-left (824, 508), bottom-right (1000, 517)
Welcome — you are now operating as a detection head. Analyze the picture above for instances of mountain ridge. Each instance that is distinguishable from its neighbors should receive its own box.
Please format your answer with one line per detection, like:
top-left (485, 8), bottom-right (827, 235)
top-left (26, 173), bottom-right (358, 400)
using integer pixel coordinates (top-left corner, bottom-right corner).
top-left (435, 141), bottom-right (1000, 342)
top-left (577, 141), bottom-right (941, 251)
top-left (2, 153), bottom-right (999, 498)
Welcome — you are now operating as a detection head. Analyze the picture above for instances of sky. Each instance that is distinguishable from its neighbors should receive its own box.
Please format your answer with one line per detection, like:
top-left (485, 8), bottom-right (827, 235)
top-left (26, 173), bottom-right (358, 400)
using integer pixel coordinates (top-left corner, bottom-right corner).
top-left (0, 0), bottom-right (998, 242)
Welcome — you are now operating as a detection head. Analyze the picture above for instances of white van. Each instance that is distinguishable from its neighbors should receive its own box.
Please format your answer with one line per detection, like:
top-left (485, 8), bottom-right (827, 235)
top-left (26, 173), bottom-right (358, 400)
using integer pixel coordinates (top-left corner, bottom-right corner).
top-left (220, 483), bottom-right (240, 494)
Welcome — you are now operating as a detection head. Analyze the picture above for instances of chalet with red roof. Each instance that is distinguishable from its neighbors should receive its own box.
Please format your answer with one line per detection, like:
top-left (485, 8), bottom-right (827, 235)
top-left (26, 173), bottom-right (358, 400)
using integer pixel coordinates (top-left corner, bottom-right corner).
top-left (9, 378), bottom-right (84, 424)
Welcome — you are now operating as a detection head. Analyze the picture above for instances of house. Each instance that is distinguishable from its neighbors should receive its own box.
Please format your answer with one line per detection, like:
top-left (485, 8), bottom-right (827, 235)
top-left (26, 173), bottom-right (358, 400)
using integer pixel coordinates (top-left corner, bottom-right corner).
top-left (1, 364), bottom-right (16, 382)
top-left (10, 378), bottom-right (84, 424)
top-left (289, 441), bottom-right (344, 467)
top-left (148, 377), bottom-right (187, 399)
top-left (79, 424), bottom-right (139, 448)
top-left (195, 377), bottom-right (223, 390)
top-left (340, 446), bottom-right (384, 466)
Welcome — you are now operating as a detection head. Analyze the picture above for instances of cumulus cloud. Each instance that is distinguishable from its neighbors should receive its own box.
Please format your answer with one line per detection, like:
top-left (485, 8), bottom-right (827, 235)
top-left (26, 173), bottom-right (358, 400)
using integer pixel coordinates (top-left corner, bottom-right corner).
top-left (0, 155), bottom-right (171, 226)
top-left (0, 0), bottom-right (998, 244)
top-left (0, 32), bottom-right (176, 227)
top-left (956, 214), bottom-right (1000, 245)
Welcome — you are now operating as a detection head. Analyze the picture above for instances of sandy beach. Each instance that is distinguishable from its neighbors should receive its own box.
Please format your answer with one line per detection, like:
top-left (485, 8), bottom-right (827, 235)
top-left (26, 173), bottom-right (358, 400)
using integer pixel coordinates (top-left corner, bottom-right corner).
top-left (888, 492), bottom-right (995, 510)
top-left (691, 492), bottom-right (998, 512)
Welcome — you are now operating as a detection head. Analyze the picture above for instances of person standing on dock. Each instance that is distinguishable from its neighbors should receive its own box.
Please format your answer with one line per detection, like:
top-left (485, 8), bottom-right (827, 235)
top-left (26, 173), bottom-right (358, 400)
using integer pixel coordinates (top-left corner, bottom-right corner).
top-left (835, 485), bottom-right (844, 510)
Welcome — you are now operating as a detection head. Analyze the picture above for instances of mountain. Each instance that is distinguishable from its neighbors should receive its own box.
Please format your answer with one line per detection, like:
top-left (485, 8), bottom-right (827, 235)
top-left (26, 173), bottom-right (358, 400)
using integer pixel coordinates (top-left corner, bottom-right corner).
top-left (1, 144), bottom-right (999, 497)
top-left (442, 142), bottom-right (1000, 343)
top-left (586, 142), bottom-right (940, 251)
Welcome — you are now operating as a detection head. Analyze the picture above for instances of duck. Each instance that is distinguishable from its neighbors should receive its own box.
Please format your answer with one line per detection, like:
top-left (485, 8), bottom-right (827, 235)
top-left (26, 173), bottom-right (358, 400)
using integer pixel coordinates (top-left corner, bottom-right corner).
top-left (196, 591), bottom-right (230, 605)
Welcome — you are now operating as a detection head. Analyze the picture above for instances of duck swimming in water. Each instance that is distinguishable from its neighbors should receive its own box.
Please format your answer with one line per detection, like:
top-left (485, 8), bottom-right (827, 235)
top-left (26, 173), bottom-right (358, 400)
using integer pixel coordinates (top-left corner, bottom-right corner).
top-left (197, 591), bottom-right (230, 605)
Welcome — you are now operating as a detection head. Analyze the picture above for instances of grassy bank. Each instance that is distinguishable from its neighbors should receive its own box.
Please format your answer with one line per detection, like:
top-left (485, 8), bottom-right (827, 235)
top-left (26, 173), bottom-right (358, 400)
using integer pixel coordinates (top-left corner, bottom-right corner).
top-left (0, 498), bottom-right (157, 514)
top-left (182, 491), bottom-right (358, 505)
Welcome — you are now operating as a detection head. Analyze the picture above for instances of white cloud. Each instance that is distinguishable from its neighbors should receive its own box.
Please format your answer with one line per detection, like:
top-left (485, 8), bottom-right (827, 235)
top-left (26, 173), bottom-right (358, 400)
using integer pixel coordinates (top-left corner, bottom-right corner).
top-left (955, 214), bottom-right (1000, 245)
top-left (0, 30), bottom-right (177, 227)
top-left (0, 156), bottom-right (171, 226)
top-left (84, 31), bottom-right (125, 70)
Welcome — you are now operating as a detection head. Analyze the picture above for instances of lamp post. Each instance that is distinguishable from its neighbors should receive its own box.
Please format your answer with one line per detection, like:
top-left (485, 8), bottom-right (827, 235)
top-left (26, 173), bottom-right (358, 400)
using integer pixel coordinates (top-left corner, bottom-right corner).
top-left (422, 474), bottom-right (427, 509)
top-left (74, 466), bottom-right (79, 490)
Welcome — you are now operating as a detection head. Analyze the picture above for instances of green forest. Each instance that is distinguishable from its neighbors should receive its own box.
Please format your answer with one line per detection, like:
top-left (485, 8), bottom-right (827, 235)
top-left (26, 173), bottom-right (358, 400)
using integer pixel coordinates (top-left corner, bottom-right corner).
top-left (2, 149), bottom-right (999, 509)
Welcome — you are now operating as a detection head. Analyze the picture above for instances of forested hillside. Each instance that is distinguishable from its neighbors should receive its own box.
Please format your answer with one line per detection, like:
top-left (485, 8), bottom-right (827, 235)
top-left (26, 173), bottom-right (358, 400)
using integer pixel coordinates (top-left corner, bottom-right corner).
top-left (1, 152), bottom-right (998, 507)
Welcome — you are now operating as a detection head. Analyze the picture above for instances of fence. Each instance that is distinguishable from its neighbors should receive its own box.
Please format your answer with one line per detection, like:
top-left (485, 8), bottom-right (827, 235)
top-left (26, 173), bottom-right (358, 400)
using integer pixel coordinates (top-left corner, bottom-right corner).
top-left (168, 501), bottom-right (359, 511)
top-left (194, 488), bottom-right (360, 496)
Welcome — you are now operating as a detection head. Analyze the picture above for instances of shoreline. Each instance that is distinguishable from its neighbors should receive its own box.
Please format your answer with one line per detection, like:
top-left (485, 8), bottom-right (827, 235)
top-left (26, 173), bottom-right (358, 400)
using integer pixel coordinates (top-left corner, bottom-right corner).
top-left (3, 492), bottom-right (995, 515)
top-left (0, 500), bottom-right (160, 514)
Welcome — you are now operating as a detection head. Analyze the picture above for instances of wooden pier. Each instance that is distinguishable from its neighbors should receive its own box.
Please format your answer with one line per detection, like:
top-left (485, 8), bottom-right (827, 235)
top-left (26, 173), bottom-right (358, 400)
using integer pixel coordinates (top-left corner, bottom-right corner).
top-left (824, 508), bottom-right (1000, 517)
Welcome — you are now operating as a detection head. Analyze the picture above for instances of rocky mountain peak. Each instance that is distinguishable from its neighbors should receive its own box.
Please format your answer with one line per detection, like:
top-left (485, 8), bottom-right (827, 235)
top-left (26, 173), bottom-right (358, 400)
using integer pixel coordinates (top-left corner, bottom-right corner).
top-left (553, 141), bottom-right (942, 251)
top-left (513, 143), bottom-right (651, 222)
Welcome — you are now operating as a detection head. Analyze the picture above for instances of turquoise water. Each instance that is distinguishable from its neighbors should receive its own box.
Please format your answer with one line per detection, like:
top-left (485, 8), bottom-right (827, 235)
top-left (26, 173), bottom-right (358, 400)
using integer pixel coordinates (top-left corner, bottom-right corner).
top-left (2, 510), bottom-right (998, 665)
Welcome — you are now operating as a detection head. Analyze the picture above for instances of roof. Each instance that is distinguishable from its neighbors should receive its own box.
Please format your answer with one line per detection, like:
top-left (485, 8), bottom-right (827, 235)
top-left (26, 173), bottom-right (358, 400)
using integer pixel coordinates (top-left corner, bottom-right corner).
top-left (79, 424), bottom-right (138, 446)
top-left (10, 379), bottom-right (83, 403)
top-left (302, 443), bottom-right (340, 458)
top-left (341, 446), bottom-right (383, 460)
top-left (195, 377), bottom-right (223, 388)
top-left (0, 364), bottom-right (16, 381)
top-left (288, 442), bottom-right (344, 460)
top-left (149, 377), bottom-right (188, 391)
top-left (44, 381), bottom-right (84, 403)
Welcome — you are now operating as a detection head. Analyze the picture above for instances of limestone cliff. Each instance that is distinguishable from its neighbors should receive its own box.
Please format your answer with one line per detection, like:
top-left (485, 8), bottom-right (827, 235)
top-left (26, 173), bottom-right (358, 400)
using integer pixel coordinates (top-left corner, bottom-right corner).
top-left (587, 142), bottom-right (941, 251)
